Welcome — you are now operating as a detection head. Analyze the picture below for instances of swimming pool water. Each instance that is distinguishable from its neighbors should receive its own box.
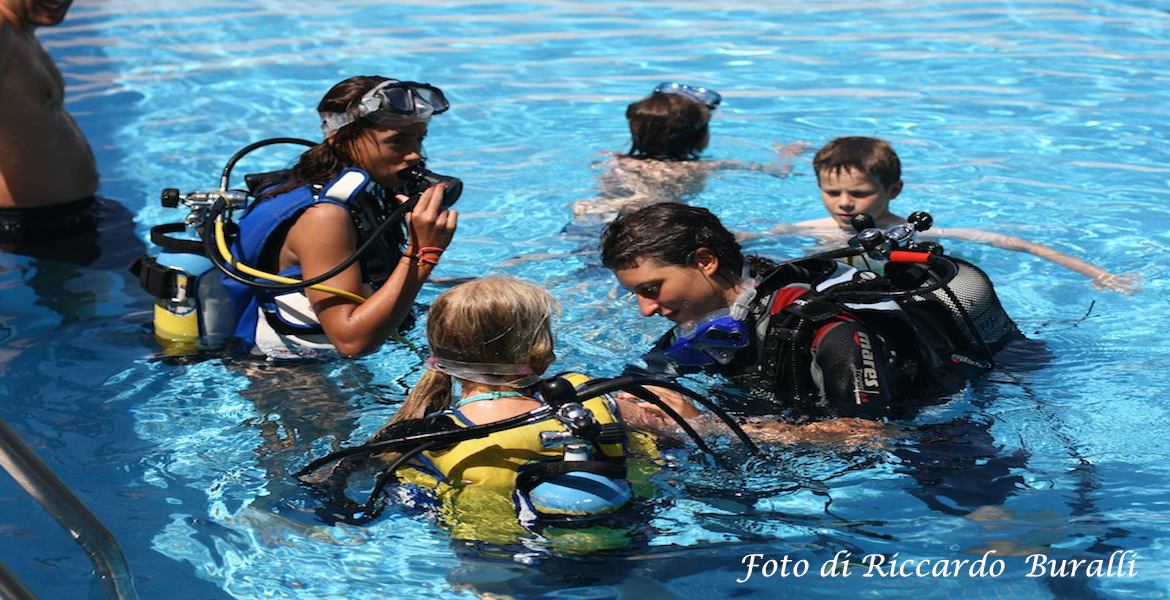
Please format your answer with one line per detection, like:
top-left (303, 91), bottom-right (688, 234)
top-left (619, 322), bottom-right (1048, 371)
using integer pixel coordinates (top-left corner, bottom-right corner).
top-left (3, 0), bottom-right (1170, 598)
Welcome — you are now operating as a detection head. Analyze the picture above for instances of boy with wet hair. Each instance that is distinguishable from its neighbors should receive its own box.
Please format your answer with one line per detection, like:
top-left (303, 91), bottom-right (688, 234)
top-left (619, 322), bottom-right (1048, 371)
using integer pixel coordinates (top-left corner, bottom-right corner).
top-left (759, 136), bottom-right (1142, 294)
top-left (573, 83), bottom-right (799, 223)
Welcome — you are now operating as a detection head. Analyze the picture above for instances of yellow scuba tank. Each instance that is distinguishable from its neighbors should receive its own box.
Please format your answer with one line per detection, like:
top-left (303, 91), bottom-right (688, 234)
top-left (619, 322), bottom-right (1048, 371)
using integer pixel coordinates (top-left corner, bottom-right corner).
top-left (130, 189), bottom-right (243, 356)
top-left (151, 270), bottom-right (200, 348)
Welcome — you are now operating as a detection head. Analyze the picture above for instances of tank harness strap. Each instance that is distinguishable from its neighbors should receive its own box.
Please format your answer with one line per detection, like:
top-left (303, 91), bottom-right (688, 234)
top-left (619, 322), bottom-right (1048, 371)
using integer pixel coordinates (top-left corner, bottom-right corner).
top-left (261, 308), bottom-right (326, 336)
top-left (514, 460), bottom-right (629, 497)
top-left (129, 255), bottom-right (179, 302)
top-left (150, 222), bottom-right (207, 255)
top-left (758, 286), bottom-right (849, 410)
top-left (129, 223), bottom-right (217, 302)
top-left (252, 266), bottom-right (327, 336)
top-left (332, 168), bottom-right (391, 285)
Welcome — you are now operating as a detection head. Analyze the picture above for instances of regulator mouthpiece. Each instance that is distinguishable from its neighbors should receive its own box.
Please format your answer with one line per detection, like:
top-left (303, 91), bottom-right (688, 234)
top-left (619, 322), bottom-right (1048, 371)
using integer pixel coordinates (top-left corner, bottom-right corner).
top-left (398, 163), bottom-right (462, 208)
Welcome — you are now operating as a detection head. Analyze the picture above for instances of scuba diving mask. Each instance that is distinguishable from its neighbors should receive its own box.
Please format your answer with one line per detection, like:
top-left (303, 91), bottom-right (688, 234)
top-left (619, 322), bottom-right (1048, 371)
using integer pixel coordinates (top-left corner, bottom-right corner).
top-left (654, 82), bottom-right (722, 111)
top-left (663, 275), bottom-right (757, 366)
top-left (321, 80), bottom-right (450, 136)
top-left (664, 309), bottom-right (750, 366)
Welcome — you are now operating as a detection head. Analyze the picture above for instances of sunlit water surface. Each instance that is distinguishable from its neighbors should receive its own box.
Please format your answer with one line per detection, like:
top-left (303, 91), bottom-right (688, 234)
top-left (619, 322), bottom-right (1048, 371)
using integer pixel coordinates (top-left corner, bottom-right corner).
top-left (2, 0), bottom-right (1169, 598)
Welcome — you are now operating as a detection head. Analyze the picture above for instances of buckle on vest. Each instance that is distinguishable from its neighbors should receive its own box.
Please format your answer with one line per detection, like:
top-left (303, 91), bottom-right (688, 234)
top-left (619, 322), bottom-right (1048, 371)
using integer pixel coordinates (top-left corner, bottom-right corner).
top-left (770, 327), bottom-right (804, 342)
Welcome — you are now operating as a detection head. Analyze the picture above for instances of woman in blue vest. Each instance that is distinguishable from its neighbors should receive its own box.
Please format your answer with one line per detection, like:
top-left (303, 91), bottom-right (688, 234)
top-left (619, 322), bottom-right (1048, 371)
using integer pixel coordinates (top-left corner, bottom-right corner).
top-left (224, 75), bottom-right (458, 359)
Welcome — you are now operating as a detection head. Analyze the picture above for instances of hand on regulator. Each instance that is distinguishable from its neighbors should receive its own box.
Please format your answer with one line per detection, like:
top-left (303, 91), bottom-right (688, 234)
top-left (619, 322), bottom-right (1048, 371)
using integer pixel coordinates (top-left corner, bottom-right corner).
top-left (403, 184), bottom-right (458, 256)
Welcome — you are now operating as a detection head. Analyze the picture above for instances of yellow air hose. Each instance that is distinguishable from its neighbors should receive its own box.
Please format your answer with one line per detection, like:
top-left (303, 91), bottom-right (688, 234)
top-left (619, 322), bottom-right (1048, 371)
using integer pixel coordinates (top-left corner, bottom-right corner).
top-left (213, 208), bottom-right (367, 305)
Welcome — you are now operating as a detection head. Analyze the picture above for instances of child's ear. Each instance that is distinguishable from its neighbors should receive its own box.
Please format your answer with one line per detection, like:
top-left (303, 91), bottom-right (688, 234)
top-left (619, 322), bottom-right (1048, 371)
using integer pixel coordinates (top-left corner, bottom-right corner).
top-left (887, 179), bottom-right (904, 199)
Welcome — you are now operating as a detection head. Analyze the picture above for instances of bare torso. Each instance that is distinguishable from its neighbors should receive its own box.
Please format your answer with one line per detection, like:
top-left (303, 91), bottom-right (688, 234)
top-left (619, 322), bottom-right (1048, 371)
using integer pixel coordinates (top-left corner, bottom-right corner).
top-left (0, 17), bottom-right (98, 208)
top-left (573, 156), bottom-right (712, 222)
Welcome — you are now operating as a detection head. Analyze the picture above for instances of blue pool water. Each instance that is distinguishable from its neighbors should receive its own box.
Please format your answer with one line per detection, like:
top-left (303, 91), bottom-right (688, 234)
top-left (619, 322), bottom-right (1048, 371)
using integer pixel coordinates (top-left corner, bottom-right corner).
top-left (2, 0), bottom-right (1170, 597)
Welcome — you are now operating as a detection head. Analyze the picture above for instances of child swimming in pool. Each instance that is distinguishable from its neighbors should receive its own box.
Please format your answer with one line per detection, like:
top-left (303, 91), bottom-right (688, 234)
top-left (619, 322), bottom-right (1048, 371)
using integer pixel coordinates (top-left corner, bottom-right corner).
top-left (745, 136), bottom-right (1142, 294)
top-left (572, 82), bottom-right (802, 223)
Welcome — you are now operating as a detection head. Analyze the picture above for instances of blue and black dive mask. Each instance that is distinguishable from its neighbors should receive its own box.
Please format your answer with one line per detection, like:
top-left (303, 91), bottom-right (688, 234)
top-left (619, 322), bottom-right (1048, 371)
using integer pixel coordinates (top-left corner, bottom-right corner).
top-left (654, 82), bottom-right (722, 111)
top-left (664, 309), bottom-right (750, 366)
top-left (663, 276), bottom-right (757, 366)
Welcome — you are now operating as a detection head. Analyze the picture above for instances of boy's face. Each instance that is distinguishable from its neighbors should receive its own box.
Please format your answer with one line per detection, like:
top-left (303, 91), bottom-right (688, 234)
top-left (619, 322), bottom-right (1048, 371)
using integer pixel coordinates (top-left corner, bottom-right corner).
top-left (816, 168), bottom-right (902, 230)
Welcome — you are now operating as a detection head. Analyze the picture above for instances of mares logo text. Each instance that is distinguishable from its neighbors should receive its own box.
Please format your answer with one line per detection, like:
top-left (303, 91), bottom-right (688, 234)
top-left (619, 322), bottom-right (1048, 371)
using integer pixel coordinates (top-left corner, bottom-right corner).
top-left (856, 331), bottom-right (881, 390)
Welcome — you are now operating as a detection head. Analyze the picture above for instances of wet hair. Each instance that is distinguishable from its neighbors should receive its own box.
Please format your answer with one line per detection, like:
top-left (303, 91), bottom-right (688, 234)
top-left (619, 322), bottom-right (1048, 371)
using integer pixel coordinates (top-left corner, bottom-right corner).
top-left (261, 75), bottom-right (396, 199)
top-left (600, 202), bottom-right (745, 281)
top-left (812, 136), bottom-right (902, 190)
top-left (625, 92), bottom-right (710, 161)
top-left (391, 277), bottom-right (559, 423)
top-left (258, 75), bottom-right (407, 252)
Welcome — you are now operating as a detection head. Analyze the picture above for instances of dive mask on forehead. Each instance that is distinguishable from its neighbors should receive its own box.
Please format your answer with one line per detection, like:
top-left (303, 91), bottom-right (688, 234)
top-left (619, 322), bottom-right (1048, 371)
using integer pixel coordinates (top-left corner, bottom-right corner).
top-left (654, 82), bottom-right (722, 111)
top-left (321, 80), bottom-right (450, 136)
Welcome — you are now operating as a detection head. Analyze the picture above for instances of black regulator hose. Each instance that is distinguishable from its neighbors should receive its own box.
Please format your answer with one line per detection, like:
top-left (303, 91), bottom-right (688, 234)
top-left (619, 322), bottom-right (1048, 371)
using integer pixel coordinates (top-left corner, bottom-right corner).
top-left (294, 405), bottom-right (558, 478)
top-left (567, 376), bottom-right (763, 457)
top-left (297, 373), bottom-right (764, 480)
top-left (925, 261), bottom-right (998, 370)
top-left (364, 440), bottom-right (443, 512)
top-left (217, 137), bottom-right (314, 191)
top-left (622, 384), bottom-right (720, 456)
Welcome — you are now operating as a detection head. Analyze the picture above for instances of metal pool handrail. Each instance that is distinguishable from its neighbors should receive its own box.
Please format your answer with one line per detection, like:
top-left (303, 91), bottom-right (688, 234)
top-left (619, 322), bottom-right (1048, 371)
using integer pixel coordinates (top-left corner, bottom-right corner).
top-left (0, 558), bottom-right (36, 600)
top-left (0, 416), bottom-right (139, 600)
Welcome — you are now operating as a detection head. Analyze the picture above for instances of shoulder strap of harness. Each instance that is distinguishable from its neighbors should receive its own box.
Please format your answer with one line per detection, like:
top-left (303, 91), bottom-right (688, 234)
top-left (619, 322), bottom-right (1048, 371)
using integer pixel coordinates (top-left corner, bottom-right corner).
top-left (753, 260), bottom-right (856, 411)
top-left (322, 168), bottom-right (370, 204)
top-left (253, 170), bottom-right (373, 338)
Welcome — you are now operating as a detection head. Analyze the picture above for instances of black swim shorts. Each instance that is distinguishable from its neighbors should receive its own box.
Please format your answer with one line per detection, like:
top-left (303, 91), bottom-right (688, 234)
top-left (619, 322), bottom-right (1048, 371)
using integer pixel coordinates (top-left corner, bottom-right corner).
top-left (0, 196), bottom-right (143, 268)
top-left (0, 196), bottom-right (102, 242)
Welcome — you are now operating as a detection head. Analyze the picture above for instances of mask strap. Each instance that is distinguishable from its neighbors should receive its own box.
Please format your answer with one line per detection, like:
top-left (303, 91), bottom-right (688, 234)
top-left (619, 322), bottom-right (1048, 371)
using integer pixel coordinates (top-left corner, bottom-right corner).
top-left (425, 356), bottom-right (543, 388)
